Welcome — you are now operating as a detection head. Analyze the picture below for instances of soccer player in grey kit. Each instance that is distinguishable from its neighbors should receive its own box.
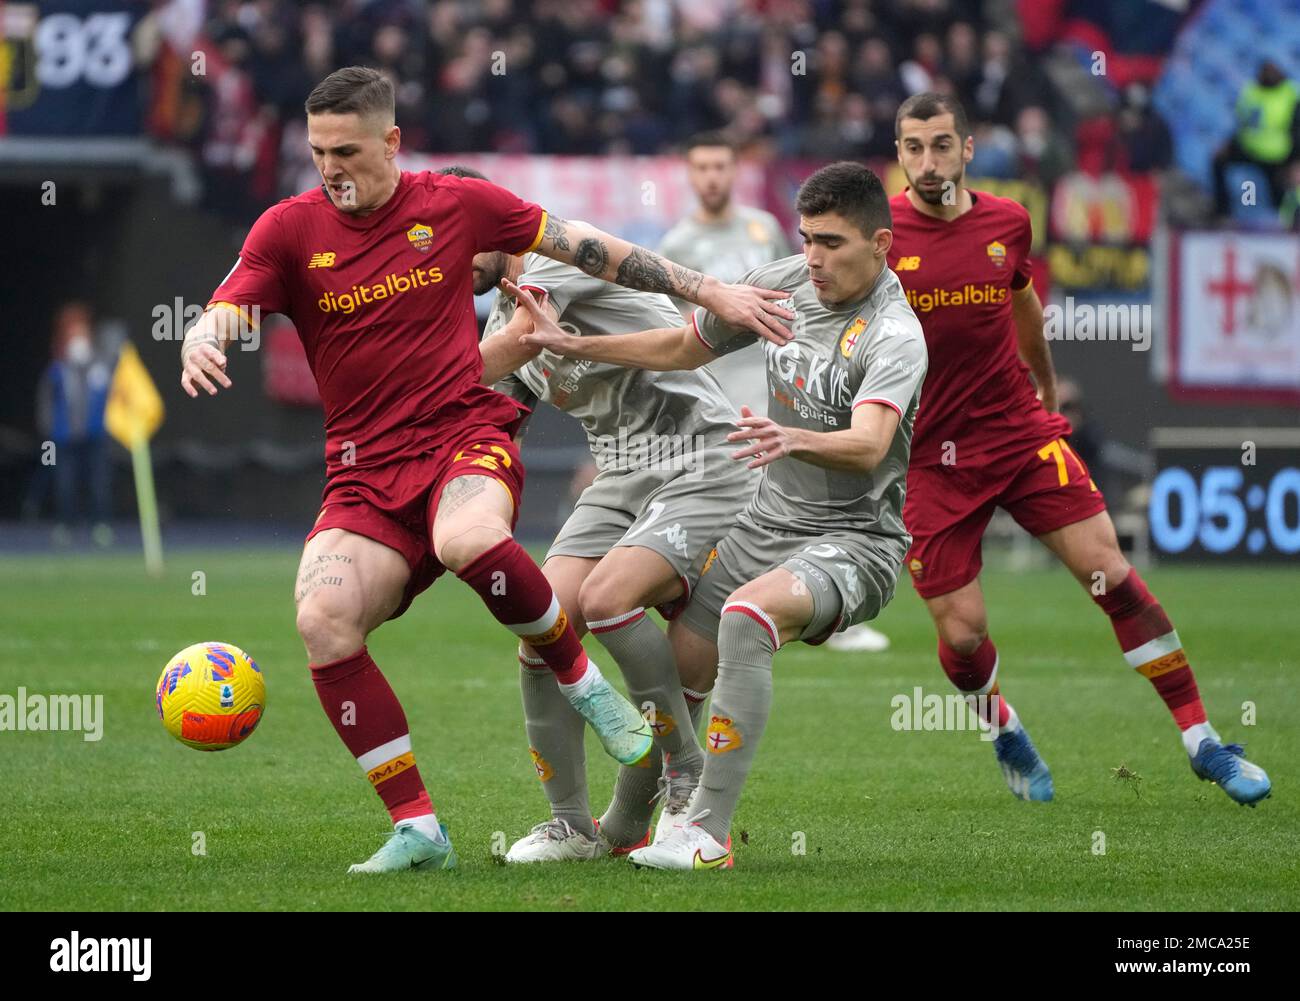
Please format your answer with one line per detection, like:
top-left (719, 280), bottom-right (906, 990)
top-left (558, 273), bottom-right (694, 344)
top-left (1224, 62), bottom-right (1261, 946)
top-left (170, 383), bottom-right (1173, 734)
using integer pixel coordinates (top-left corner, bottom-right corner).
top-left (661, 135), bottom-right (892, 656)
top-left (444, 166), bottom-right (760, 861)
top-left (513, 162), bottom-right (928, 869)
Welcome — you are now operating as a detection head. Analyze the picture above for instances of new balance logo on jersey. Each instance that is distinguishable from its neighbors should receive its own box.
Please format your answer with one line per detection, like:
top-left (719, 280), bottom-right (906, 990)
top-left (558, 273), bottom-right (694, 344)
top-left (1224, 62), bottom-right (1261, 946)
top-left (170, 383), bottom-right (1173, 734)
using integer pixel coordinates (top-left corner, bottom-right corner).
top-left (895, 256), bottom-right (922, 270)
top-left (308, 252), bottom-right (336, 269)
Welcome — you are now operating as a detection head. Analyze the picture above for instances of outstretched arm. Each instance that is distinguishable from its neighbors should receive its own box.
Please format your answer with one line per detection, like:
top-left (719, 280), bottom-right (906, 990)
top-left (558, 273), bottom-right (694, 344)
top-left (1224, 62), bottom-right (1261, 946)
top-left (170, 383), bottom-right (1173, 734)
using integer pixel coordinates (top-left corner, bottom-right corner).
top-left (533, 215), bottom-right (793, 345)
top-left (479, 293), bottom-right (547, 386)
top-left (506, 280), bottom-right (714, 372)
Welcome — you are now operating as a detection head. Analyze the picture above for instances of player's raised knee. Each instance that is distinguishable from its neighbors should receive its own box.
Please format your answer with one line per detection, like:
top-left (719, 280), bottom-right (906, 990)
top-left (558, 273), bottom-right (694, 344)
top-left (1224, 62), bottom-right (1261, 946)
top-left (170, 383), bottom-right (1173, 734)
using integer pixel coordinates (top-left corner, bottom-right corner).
top-left (434, 524), bottom-right (512, 574)
top-left (576, 571), bottom-right (640, 626)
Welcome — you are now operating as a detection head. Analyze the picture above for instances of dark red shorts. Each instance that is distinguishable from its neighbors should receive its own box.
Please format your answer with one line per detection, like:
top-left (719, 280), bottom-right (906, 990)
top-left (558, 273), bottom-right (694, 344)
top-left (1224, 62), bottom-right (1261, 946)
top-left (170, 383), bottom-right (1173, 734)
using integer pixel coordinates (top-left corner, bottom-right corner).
top-left (306, 424), bottom-right (526, 619)
top-left (903, 434), bottom-right (1108, 599)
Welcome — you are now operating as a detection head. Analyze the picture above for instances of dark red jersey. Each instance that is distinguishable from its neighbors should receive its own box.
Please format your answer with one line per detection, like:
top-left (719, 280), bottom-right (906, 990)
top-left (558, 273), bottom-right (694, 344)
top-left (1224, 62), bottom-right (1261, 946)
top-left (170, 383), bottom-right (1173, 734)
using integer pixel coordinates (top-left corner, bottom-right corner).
top-left (888, 189), bottom-right (1068, 468)
top-left (209, 171), bottom-right (547, 475)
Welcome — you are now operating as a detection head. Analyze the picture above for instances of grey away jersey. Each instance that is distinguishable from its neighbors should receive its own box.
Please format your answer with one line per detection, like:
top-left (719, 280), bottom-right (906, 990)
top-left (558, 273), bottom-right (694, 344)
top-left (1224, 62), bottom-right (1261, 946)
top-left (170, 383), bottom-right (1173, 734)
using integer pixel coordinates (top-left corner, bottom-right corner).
top-left (658, 205), bottom-right (792, 289)
top-left (693, 254), bottom-right (928, 551)
top-left (659, 206), bottom-right (792, 418)
top-left (484, 253), bottom-right (740, 473)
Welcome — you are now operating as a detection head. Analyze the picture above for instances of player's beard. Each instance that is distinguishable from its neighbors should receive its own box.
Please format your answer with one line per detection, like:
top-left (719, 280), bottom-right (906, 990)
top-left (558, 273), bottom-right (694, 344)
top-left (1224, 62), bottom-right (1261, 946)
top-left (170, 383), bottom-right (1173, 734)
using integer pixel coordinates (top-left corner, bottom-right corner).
top-left (700, 188), bottom-right (731, 215)
top-left (907, 165), bottom-right (964, 206)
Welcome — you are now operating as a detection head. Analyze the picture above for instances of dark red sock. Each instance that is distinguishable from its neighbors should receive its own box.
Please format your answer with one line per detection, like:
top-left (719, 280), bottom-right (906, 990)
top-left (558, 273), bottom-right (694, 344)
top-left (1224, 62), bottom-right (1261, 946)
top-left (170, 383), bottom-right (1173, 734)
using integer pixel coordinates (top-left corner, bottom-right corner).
top-left (456, 538), bottom-right (589, 684)
top-left (310, 647), bottom-right (435, 824)
top-left (938, 637), bottom-right (1011, 728)
top-left (1093, 569), bottom-right (1206, 730)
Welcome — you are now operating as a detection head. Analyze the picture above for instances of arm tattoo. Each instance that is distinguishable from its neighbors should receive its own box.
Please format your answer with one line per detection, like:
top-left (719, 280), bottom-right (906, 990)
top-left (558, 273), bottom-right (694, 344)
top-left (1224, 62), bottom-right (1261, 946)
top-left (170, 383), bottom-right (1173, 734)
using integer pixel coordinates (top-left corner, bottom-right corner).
top-left (573, 238), bottom-right (610, 277)
top-left (613, 247), bottom-right (673, 294)
top-left (671, 263), bottom-right (705, 301)
top-left (543, 214), bottom-right (570, 253)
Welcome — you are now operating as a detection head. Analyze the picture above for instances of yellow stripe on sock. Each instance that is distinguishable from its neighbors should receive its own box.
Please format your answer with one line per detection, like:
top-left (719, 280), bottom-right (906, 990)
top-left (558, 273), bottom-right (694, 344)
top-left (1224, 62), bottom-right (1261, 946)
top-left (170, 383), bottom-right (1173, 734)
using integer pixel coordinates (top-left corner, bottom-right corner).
top-left (522, 607), bottom-right (569, 647)
top-left (1136, 649), bottom-right (1189, 679)
top-left (366, 751), bottom-right (416, 786)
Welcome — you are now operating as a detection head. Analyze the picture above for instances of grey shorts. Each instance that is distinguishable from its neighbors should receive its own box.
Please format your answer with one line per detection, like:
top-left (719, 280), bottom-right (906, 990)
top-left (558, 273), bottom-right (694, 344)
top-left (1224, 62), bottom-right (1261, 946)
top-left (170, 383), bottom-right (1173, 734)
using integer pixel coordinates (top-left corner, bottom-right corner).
top-left (678, 513), bottom-right (902, 645)
top-left (545, 443), bottom-right (757, 602)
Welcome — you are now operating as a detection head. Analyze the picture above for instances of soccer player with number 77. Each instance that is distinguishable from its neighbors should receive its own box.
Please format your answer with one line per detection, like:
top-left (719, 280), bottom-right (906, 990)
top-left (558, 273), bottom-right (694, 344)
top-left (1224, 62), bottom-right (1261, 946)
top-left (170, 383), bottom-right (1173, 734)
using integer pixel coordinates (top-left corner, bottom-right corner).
top-left (177, 66), bottom-right (795, 874)
top-left (889, 93), bottom-right (1269, 805)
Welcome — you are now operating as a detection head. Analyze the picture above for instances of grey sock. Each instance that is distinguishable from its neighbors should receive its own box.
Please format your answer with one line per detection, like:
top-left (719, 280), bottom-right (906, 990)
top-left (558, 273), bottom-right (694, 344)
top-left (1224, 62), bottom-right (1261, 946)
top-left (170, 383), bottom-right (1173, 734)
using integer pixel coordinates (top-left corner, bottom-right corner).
top-left (683, 687), bottom-right (710, 734)
top-left (598, 685), bottom-right (712, 847)
top-left (590, 609), bottom-right (705, 846)
top-left (591, 610), bottom-right (705, 776)
top-left (694, 610), bottom-right (776, 843)
top-left (519, 652), bottom-right (593, 837)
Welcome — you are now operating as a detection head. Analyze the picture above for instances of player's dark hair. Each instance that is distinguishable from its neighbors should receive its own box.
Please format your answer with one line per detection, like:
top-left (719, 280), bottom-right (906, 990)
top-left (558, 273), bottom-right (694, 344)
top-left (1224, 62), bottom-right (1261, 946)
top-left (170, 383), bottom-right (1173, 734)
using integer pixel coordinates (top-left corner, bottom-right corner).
top-left (895, 92), bottom-right (971, 140)
top-left (685, 131), bottom-right (736, 157)
top-left (437, 164), bottom-right (489, 181)
top-left (795, 162), bottom-right (891, 237)
top-left (305, 66), bottom-right (395, 122)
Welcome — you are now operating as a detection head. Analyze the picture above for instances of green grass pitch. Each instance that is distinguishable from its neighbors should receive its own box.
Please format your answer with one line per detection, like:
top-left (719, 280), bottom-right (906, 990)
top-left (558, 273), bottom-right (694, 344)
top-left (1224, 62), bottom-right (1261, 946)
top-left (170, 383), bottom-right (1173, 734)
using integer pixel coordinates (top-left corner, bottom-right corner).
top-left (0, 548), bottom-right (1294, 911)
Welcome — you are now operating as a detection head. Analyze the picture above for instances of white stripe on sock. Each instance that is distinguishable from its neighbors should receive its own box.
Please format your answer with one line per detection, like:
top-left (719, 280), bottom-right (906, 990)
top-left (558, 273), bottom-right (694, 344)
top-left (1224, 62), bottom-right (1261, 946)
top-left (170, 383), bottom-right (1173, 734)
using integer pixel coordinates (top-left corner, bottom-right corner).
top-left (722, 600), bottom-right (780, 649)
top-left (356, 734), bottom-right (412, 773)
top-left (1123, 630), bottom-right (1182, 669)
top-left (586, 607), bottom-right (646, 631)
top-left (508, 595), bottom-right (561, 637)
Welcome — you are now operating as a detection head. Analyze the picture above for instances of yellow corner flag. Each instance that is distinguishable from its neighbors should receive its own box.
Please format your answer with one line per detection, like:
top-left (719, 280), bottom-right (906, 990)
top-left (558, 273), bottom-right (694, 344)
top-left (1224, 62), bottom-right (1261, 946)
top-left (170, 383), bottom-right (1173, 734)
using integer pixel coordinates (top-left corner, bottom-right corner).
top-left (105, 343), bottom-right (165, 576)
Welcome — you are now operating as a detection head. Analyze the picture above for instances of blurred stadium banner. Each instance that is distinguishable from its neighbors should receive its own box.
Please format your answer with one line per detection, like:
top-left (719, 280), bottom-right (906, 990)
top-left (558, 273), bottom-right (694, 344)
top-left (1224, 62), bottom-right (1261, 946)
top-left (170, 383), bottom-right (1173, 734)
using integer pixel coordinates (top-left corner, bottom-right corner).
top-left (104, 341), bottom-right (164, 574)
top-left (0, 0), bottom-right (146, 137)
top-left (1166, 231), bottom-right (1300, 405)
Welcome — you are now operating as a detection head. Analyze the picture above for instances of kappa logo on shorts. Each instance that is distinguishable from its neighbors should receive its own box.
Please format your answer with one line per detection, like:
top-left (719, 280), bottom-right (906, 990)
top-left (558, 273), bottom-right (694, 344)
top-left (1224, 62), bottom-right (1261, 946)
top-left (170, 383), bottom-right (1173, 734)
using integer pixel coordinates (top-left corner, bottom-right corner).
top-left (653, 522), bottom-right (689, 556)
top-left (706, 715), bottom-right (743, 754)
top-left (529, 747), bottom-right (555, 782)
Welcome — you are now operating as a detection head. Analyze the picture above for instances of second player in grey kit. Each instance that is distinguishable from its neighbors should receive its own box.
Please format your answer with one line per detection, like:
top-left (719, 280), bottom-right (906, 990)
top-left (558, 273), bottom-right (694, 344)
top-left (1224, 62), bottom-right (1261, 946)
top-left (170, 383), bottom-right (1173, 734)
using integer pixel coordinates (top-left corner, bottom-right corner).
top-left (658, 133), bottom-right (791, 419)
top-left (513, 162), bottom-right (928, 870)
top-left (444, 165), bottom-right (761, 861)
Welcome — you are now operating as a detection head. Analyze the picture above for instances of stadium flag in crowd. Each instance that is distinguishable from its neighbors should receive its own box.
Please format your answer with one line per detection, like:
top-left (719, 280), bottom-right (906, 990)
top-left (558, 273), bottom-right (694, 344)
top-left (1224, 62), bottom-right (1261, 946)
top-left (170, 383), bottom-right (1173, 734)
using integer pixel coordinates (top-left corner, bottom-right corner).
top-left (104, 342), bottom-right (165, 576)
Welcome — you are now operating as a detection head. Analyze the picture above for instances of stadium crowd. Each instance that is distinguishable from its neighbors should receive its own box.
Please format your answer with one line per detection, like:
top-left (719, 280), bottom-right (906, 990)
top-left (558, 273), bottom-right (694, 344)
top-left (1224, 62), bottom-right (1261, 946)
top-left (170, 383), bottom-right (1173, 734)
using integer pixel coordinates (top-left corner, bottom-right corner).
top-left (139, 0), bottom-right (1196, 222)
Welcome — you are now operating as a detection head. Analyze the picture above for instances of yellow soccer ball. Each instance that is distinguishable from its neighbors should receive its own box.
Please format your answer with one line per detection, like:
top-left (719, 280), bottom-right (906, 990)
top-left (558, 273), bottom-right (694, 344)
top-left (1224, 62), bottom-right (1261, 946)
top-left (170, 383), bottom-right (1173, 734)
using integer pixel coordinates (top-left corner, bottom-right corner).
top-left (156, 642), bottom-right (266, 751)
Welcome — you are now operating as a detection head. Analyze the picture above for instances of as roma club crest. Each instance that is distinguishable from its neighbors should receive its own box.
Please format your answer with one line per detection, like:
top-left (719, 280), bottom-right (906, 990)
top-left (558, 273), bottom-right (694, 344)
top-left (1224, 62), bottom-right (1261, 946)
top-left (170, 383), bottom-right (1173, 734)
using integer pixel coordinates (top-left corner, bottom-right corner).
top-left (986, 241), bottom-right (1007, 269)
top-left (407, 223), bottom-right (434, 253)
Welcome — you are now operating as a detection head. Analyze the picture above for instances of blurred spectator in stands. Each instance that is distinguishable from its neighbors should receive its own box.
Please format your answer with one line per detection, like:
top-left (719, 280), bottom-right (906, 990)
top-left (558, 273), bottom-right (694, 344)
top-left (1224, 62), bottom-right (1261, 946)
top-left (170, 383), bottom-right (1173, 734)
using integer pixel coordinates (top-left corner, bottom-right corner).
top-left (1279, 161), bottom-right (1300, 232)
top-left (968, 121), bottom-right (1018, 179)
top-left (1212, 60), bottom-right (1300, 218)
top-left (944, 21), bottom-right (982, 111)
top-left (900, 32), bottom-right (943, 95)
top-left (1116, 83), bottom-right (1172, 173)
top-left (1014, 105), bottom-right (1071, 185)
top-left (30, 304), bottom-right (115, 547)
top-left (854, 37), bottom-right (904, 105)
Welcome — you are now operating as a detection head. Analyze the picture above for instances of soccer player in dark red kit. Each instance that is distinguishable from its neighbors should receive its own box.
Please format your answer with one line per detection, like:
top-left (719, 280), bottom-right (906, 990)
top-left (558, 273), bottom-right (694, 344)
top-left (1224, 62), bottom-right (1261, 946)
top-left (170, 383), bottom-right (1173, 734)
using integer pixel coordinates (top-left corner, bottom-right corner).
top-left (889, 93), bottom-right (1269, 806)
top-left (178, 67), bottom-right (794, 873)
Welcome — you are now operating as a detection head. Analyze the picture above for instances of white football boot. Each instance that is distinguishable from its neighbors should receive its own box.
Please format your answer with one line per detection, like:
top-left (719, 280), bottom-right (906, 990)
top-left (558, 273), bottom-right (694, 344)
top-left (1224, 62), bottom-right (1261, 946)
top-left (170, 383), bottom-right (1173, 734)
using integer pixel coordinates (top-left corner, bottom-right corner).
top-left (504, 819), bottom-right (602, 863)
top-left (651, 763), bottom-right (701, 845)
top-left (628, 809), bottom-right (733, 870)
